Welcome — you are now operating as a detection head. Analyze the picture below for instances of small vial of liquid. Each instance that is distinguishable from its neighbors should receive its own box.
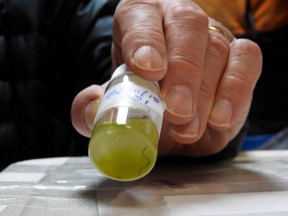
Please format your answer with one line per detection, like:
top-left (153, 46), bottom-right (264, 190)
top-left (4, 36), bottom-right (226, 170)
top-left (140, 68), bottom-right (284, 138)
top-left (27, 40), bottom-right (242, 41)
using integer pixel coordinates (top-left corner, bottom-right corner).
top-left (88, 64), bottom-right (165, 181)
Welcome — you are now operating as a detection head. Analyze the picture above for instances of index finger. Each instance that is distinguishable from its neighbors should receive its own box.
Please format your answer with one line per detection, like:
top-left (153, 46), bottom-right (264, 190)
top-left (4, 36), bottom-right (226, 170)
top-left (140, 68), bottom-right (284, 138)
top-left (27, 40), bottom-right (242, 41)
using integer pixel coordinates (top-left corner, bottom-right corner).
top-left (113, 0), bottom-right (168, 80)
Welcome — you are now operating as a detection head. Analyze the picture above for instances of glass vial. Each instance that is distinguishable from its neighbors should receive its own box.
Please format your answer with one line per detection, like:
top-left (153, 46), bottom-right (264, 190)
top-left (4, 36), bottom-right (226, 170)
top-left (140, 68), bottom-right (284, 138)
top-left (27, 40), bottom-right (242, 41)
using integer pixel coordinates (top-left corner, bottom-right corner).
top-left (88, 64), bottom-right (165, 181)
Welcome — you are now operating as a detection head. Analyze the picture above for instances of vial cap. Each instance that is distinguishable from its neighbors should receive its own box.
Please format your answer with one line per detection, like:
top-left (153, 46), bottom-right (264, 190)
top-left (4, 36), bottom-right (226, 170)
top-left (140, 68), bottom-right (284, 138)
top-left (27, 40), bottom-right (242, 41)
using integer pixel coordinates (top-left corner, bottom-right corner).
top-left (111, 64), bottom-right (130, 80)
top-left (111, 64), bottom-right (160, 88)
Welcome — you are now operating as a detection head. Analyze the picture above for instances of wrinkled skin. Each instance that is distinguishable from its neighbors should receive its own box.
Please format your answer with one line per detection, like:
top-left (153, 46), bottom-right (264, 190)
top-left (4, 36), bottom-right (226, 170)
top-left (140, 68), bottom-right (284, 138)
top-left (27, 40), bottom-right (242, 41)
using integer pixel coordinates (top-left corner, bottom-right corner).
top-left (71, 0), bottom-right (262, 157)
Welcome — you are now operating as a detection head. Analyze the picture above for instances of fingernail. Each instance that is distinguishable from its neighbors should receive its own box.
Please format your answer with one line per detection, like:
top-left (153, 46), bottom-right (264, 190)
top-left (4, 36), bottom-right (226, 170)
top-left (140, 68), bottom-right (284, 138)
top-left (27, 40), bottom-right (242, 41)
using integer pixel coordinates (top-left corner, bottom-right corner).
top-left (165, 86), bottom-right (194, 118)
top-left (84, 99), bottom-right (100, 130)
top-left (170, 114), bottom-right (200, 139)
top-left (132, 45), bottom-right (164, 71)
top-left (188, 114), bottom-right (200, 138)
top-left (209, 99), bottom-right (233, 128)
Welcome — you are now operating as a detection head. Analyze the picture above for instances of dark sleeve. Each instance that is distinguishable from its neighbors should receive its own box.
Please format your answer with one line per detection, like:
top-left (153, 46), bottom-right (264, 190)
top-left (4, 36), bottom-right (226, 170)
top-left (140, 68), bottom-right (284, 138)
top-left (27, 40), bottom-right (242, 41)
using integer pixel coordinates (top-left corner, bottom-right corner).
top-left (46, 0), bottom-right (119, 94)
top-left (67, 0), bottom-right (119, 92)
top-left (41, 0), bottom-right (119, 154)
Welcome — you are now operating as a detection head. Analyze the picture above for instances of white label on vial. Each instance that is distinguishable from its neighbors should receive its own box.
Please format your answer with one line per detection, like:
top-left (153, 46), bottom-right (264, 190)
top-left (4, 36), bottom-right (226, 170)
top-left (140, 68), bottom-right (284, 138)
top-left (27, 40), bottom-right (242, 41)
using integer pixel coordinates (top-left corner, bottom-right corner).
top-left (97, 82), bottom-right (165, 118)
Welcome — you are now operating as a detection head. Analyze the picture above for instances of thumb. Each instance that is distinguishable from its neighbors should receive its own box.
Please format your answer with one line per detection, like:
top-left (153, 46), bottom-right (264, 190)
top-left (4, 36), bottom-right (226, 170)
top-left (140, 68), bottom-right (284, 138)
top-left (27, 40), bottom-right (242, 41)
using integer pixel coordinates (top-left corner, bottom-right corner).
top-left (71, 85), bottom-right (105, 137)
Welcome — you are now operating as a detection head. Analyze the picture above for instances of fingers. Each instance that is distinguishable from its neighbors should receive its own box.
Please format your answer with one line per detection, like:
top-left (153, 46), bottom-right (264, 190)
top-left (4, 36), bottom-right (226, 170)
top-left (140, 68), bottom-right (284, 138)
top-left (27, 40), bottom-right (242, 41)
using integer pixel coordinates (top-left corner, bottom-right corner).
top-left (114, 0), bottom-right (210, 126)
top-left (71, 85), bottom-right (105, 137)
top-left (167, 40), bottom-right (262, 154)
top-left (160, 0), bottom-right (209, 125)
top-left (208, 18), bottom-right (234, 44)
top-left (208, 39), bottom-right (262, 130)
top-left (113, 0), bottom-right (167, 80)
top-left (164, 22), bottom-right (262, 145)
top-left (112, 0), bottom-right (263, 152)
top-left (168, 20), bottom-right (231, 143)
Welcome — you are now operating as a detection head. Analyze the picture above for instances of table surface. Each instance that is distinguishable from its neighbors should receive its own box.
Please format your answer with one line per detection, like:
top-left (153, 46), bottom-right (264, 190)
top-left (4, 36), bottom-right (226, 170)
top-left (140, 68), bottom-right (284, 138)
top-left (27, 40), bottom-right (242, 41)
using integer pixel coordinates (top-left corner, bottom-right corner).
top-left (1, 150), bottom-right (288, 216)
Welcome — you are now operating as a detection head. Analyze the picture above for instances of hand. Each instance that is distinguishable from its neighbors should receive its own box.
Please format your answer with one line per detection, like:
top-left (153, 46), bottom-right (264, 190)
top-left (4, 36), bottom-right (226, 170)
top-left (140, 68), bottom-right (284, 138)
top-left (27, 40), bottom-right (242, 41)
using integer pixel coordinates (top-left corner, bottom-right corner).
top-left (71, 0), bottom-right (262, 157)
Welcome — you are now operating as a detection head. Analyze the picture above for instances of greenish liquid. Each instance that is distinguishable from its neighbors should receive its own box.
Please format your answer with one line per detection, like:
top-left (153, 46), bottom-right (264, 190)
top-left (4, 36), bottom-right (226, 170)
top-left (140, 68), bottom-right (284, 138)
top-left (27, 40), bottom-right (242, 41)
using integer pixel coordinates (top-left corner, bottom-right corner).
top-left (89, 119), bottom-right (159, 181)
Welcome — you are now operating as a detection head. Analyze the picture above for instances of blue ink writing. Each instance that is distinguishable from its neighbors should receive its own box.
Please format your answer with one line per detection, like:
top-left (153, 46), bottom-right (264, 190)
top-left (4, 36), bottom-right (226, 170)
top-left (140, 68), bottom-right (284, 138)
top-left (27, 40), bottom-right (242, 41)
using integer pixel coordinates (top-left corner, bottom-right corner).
top-left (106, 86), bottom-right (160, 106)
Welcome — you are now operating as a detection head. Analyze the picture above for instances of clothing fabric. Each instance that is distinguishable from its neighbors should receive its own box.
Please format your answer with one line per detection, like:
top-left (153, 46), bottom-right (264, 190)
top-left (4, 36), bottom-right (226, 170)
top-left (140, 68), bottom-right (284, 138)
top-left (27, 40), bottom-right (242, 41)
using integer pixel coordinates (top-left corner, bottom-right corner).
top-left (0, 0), bottom-right (118, 169)
top-left (194, 0), bottom-right (288, 35)
top-left (248, 26), bottom-right (288, 135)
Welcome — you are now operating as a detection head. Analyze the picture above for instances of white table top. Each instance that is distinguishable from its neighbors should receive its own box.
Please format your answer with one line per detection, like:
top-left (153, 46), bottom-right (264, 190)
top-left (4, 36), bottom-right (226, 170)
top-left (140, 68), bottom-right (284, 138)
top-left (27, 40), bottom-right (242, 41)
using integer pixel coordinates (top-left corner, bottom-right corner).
top-left (1, 150), bottom-right (288, 215)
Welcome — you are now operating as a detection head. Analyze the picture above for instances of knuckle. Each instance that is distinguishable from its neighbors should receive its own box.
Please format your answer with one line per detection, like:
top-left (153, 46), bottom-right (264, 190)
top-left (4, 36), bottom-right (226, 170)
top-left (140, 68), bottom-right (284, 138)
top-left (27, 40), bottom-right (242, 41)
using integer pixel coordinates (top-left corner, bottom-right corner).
top-left (232, 39), bottom-right (262, 66)
top-left (229, 40), bottom-right (263, 86)
top-left (168, 2), bottom-right (208, 27)
top-left (208, 34), bottom-right (230, 57)
top-left (168, 54), bottom-right (204, 81)
top-left (224, 73), bottom-right (252, 96)
top-left (205, 35), bottom-right (230, 69)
